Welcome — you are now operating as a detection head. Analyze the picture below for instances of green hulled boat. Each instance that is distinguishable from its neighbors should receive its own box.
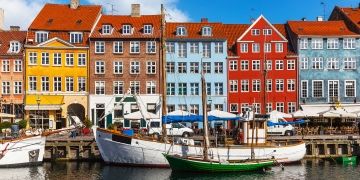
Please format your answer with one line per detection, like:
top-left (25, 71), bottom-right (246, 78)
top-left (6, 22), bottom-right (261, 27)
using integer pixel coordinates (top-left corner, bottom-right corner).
top-left (163, 154), bottom-right (275, 172)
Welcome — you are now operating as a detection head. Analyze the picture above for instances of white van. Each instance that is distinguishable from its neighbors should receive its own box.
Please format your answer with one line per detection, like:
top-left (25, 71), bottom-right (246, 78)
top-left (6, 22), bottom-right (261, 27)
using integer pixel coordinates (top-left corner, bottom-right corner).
top-left (267, 118), bottom-right (295, 136)
top-left (148, 121), bottom-right (194, 137)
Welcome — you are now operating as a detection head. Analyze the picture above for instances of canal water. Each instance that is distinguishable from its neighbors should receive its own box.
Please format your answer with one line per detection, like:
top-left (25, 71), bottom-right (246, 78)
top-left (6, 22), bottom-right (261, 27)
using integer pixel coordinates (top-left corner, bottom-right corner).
top-left (0, 160), bottom-right (359, 180)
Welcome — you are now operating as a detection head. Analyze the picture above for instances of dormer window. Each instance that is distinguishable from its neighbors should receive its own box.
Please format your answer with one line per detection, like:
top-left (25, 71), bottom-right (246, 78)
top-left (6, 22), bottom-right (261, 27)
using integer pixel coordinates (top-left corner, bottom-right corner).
top-left (176, 26), bottom-right (187, 36)
top-left (102, 24), bottom-right (112, 34)
top-left (144, 25), bottom-right (153, 34)
top-left (70, 32), bottom-right (83, 43)
top-left (122, 25), bottom-right (132, 35)
top-left (202, 26), bottom-right (212, 36)
top-left (263, 29), bottom-right (272, 35)
top-left (9, 41), bottom-right (20, 53)
top-left (35, 31), bottom-right (48, 43)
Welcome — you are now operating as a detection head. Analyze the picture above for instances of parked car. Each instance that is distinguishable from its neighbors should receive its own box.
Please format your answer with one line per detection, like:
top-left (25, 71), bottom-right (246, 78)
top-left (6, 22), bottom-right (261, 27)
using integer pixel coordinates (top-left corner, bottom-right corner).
top-left (148, 121), bottom-right (194, 137)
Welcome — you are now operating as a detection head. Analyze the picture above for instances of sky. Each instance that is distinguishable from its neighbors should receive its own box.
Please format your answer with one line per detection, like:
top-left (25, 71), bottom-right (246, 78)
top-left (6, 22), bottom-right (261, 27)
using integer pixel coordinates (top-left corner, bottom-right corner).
top-left (0, 0), bottom-right (359, 30)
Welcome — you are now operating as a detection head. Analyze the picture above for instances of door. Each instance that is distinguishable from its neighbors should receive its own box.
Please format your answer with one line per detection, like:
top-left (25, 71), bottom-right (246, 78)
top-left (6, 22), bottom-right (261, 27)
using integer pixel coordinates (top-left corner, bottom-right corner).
top-left (328, 80), bottom-right (339, 103)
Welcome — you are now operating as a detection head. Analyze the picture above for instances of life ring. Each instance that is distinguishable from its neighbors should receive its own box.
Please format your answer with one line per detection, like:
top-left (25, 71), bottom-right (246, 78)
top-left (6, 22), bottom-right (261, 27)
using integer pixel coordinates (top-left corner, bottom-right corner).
top-left (29, 150), bottom-right (37, 158)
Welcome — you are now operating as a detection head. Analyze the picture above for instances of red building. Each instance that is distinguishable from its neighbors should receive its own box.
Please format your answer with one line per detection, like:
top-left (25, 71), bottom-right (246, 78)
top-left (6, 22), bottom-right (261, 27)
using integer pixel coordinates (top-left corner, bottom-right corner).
top-left (226, 15), bottom-right (297, 115)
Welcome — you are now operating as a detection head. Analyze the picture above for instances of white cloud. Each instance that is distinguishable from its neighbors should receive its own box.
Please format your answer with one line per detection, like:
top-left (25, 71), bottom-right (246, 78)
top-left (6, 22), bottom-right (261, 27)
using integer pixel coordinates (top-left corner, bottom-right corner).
top-left (87, 0), bottom-right (190, 22)
top-left (0, 0), bottom-right (52, 30)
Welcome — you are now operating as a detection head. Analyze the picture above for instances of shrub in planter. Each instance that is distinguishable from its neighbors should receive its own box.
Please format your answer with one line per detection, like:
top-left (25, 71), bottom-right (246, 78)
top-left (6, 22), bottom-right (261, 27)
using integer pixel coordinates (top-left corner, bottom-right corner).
top-left (17, 120), bottom-right (27, 129)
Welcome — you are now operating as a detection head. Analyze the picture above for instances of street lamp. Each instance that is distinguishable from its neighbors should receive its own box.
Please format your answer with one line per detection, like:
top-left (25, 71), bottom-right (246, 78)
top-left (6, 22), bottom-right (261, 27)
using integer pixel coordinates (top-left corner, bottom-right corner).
top-left (0, 96), bottom-right (6, 122)
top-left (36, 96), bottom-right (41, 129)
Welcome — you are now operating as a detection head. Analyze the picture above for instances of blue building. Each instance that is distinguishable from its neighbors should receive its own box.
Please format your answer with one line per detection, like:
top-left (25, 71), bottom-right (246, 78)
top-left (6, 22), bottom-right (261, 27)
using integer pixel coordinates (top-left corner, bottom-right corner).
top-left (165, 20), bottom-right (228, 128)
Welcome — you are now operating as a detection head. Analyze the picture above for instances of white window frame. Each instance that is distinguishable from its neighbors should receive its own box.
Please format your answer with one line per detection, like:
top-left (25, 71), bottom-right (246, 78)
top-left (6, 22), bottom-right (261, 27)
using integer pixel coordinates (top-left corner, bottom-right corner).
top-left (14, 60), bottom-right (22, 72)
top-left (146, 41), bottom-right (156, 54)
top-left (275, 43), bottom-right (283, 52)
top-left (41, 52), bottom-right (50, 65)
top-left (65, 77), bottom-right (74, 92)
top-left (229, 60), bottom-right (238, 71)
top-left (301, 80), bottom-right (308, 98)
top-left (345, 80), bottom-right (356, 97)
top-left (299, 38), bottom-right (308, 49)
top-left (29, 52), bottom-right (37, 65)
top-left (130, 61), bottom-right (140, 74)
top-left (78, 53), bottom-right (86, 66)
top-left (113, 81), bottom-right (124, 95)
top-left (113, 41), bottom-right (123, 54)
top-left (287, 60), bottom-right (295, 70)
top-left (202, 26), bottom-right (212, 36)
top-left (252, 79), bottom-right (260, 92)
top-left (95, 81), bottom-right (105, 95)
top-left (95, 61), bottom-right (105, 74)
top-left (146, 61), bottom-right (156, 74)
top-left (70, 32), bottom-right (83, 43)
top-left (65, 53), bottom-right (74, 66)
top-left (241, 80), bottom-right (249, 92)
top-left (312, 80), bottom-right (324, 98)
top-left (102, 24), bottom-right (112, 34)
top-left (176, 26), bottom-right (187, 36)
top-left (251, 29), bottom-right (260, 36)
top-left (240, 43), bottom-right (248, 53)
top-left (276, 79), bottom-right (284, 92)
top-left (252, 43), bottom-right (260, 53)
top-left (1, 81), bottom-right (10, 94)
top-left (53, 77), bottom-right (62, 92)
top-left (35, 31), bottom-right (48, 43)
top-left (113, 61), bottom-right (123, 74)
top-left (264, 43), bottom-right (271, 53)
top-left (327, 38), bottom-right (339, 49)
top-left (13, 81), bottom-right (22, 94)
top-left (287, 79), bottom-right (296, 92)
top-left (143, 25), bottom-right (153, 34)
top-left (53, 53), bottom-right (62, 66)
top-left (41, 76), bottom-right (49, 92)
top-left (252, 60), bottom-right (260, 70)
top-left (95, 41), bottom-right (105, 53)
top-left (241, 60), bottom-right (248, 71)
top-left (122, 25), bottom-right (132, 35)
top-left (1, 60), bottom-right (10, 72)
top-left (311, 38), bottom-right (323, 49)
top-left (9, 41), bottom-right (20, 53)
top-left (275, 60), bottom-right (283, 70)
top-left (300, 57), bottom-right (308, 69)
top-left (344, 57), bottom-right (356, 70)
top-left (343, 38), bottom-right (355, 49)
top-left (78, 77), bottom-right (86, 92)
top-left (146, 81), bottom-right (156, 94)
top-left (229, 80), bottom-right (238, 92)
top-left (130, 41), bottom-right (140, 53)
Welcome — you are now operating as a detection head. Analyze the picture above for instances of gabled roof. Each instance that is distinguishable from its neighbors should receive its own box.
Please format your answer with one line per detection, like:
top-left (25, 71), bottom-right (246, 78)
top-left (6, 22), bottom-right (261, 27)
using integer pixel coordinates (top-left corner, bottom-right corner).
top-left (35, 37), bottom-right (75, 47)
top-left (222, 24), bottom-right (249, 56)
top-left (287, 20), bottom-right (359, 37)
top-left (90, 15), bottom-right (161, 39)
top-left (335, 7), bottom-right (360, 29)
top-left (0, 31), bottom-right (27, 56)
top-left (166, 22), bottom-right (226, 40)
top-left (29, 3), bottom-right (101, 31)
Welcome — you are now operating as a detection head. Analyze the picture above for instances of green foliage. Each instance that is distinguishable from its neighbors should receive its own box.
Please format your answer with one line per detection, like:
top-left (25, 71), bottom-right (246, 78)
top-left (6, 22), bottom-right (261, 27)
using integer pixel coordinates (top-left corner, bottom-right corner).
top-left (107, 123), bottom-right (114, 130)
top-left (0, 121), bottom-right (12, 131)
top-left (17, 120), bottom-right (28, 129)
top-left (83, 117), bottom-right (92, 128)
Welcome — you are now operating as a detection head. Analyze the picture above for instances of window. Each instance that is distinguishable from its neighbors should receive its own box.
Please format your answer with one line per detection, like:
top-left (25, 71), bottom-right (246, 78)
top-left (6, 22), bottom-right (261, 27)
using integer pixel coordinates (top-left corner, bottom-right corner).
top-left (251, 29), bottom-right (260, 36)
top-left (312, 80), bottom-right (323, 98)
top-left (301, 80), bottom-right (308, 98)
top-left (252, 43), bottom-right (260, 53)
top-left (190, 62), bottom-right (199, 73)
top-left (95, 81), bottom-right (105, 95)
top-left (288, 102), bottom-right (296, 113)
top-left (146, 81), bottom-right (156, 94)
top-left (41, 52), bottom-right (49, 65)
top-left (130, 41), bottom-right (140, 53)
top-left (166, 42), bottom-right (175, 53)
top-left (287, 79), bottom-right (295, 92)
top-left (202, 26), bottom-right (212, 36)
top-left (70, 32), bottom-right (83, 43)
top-left (9, 41), bottom-right (20, 53)
top-left (78, 77), bottom-right (86, 92)
top-left (35, 31), bottom-right (48, 43)
top-left (190, 104), bottom-right (199, 115)
top-left (176, 26), bottom-right (187, 36)
top-left (102, 25), bottom-right (112, 34)
top-left (240, 103), bottom-right (249, 114)
top-left (95, 61), bottom-right (105, 74)
top-left (241, 43), bottom-right (248, 53)
top-left (275, 60), bottom-right (283, 70)
top-left (143, 25), bottom-right (153, 34)
top-left (300, 57), bottom-right (308, 69)
top-left (147, 103), bottom-right (156, 114)
top-left (65, 77), bottom-right (74, 92)
top-left (190, 83), bottom-right (199, 95)
top-left (239, 60), bottom-right (248, 70)
top-left (189, 42), bottom-right (199, 54)
top-left (29, 52), bottom-right (37, 65)
top-left (345, 80), bottom-right (356, 97)
top-left (130, 61), bottom-right (140, 74)
top-left (266, 103), bottom-right (272, 113)
top-left (95, 41), bottom-right (105, 53)
top-left (113, 61), bottom-right (123, 74)
top-left (275, 43), bottom-right (283, 52)
top-left (299, 38), bottom-right (308, 49)
top-left (230, 104), bottom-right (238, 113)
top-left (266, 79), bottom-right (272, 92)
top-left (202, 42), bottom-right (211, 58)
top-left (311, 38), bottom-right (323, 49)
top-left (327, 38), bottom-right (339, 49)
top-left (113, 81), bottom-right (124, 95)
top-left (215, 82), bottom-right (223, 95)
top-left (178, 83), bottom-right (187, 95)
top-left (328, 80), bottom-right (339, 102)
top-left (214, 62), bottom-right (223, 73)
top-left (214, 104), bottom-right (223, 111)
top-left (78, 53), bottom-right (86, 66)
top-left (287, 60), bottom-right (295, 70)
top-left (167, 83), bottom-right (175, 95)
top-left (276, 102), bottom-right (284, 112)
top-left (276, 79), bottom-right (284, 92)
top-left (266, 60), bottom-right (272, 70)
top-left (206, 83), bottom-right (211, 95)
top-left (202, 62), bottom-right (211, 74)
top-left (264, 43), bottom-right (271, 53)
top-left (1, 60), bottom-right (9, 72)
top-left (344, 57), bottom-right (356, 70)
top-left (252, 60), bottom-right (260, 70)
top-left (130, 81), bottom-right (140, 94)
top-left (122, 25), bottom-right (132, 34)
top-left (114, 104), bottom-right (124, 119)
top-left (1, 81), bottom-right (10, 94)
top-left (113, 41), bottom-right (123, 53)
top-left (214, 42), bottom-right (223, 53)
top-left (53, 53), bottom-right (61, 66)
top-left (178, 62), bottom-right (187, 73)
top-left (178, 104), bottom-right (187, 111)
top-left (29, 76), bottom-right (37, 91)
top-left (54, 77), bottom-right (62, 92)
top-left (229, 80), bottom-right (238, 92)
top-left (312, 57), bottom-right (323, 69)
top-left (263, 29), bottom-right (272, 35)
top-left (241, 80), bottom-right (249, 92)
top-left (253, 103), bottom-right (261, 114)
top-left (327, 58), bottom-right (339, 69)
top-left (167, 105), bottom-right (175, 113)
top-left (41, 76), bottom-right (49, 92)
top-left (147, 61), bottom-right (156, 74)
top-left (252, 80), bottom-right (260, 92)
top-left (146, 41), bottom-right (156, 53)
top-left (14, 60), bottom-right (22, 72)
top-left (14, 81), bottom-right (22, 94)
top-left (166, 62), bottom-right (175, 73)
top-left (178, 43), bottom-right (187, 58)
top-left (230, 60), bottom-right (238, 71)
top-left (343, 38), bottom-right (355, 49)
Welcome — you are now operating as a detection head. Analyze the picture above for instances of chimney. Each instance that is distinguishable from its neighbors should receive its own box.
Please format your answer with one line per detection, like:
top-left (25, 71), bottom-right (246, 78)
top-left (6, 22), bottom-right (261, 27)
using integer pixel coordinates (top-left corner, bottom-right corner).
top-left (301, 17), bottom-right (307, 21)
top-left (131, 4), bottom-right (141, 17)
top-left (70, 0), bottom-right (80, 9)
top-left (316, 16), bottom-right (323, 21)
top-left (0, 8), bottom-right (4, 30)
top-left (10, 26), bottom-right (20, 31)
top-left (201, 18), bottom-right (208, 23)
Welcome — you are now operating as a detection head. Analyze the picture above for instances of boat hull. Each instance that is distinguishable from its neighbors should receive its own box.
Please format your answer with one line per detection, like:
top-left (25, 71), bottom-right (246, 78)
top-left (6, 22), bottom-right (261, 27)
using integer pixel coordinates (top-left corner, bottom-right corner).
top-left (0, 136), bottom-right (46, 167)
top-left (94, 128), bottom-right (306, 167)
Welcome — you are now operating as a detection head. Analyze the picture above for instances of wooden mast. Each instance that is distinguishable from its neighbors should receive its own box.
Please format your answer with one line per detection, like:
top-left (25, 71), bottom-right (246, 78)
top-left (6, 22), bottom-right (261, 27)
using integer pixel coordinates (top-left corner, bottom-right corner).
top-left (160, 4), bottom-right (168, 142)
top-left (202, 71), bottom-right (210, 161)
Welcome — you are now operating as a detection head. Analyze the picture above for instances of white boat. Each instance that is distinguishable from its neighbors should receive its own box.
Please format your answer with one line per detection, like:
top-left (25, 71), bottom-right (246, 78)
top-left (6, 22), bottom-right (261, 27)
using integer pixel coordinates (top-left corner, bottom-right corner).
top-left (0, 135), bottom-right (46, 167)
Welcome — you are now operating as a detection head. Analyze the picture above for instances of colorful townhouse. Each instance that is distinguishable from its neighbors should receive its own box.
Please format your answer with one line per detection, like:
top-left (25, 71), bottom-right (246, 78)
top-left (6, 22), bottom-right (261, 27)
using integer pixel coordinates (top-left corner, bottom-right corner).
top-left (165, 19), bottom-right (228, 128)
top-left (24, 1), bottom-right (101, 129)
top-left (225, 15), bottom-right (298, 116)
top-left (0, 26), bottom-right (26, 123)
top-left (88, 4), bottom-right (162, 128)
top-left (329, 5), bottom-right (360, 34)
top-left (286, 19), bottom-right (360, 112)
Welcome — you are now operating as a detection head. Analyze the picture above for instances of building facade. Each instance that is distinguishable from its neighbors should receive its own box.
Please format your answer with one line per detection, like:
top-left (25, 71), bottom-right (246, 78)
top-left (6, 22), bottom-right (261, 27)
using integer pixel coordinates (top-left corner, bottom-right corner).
top-left (165, 20), bottom-right (228, 128)
top-left (89, 5), bottom-right (162, 128)
top-left (0, 27), bottom-right (26, 122)
top-left (24, 2), bottom-right (101, 129)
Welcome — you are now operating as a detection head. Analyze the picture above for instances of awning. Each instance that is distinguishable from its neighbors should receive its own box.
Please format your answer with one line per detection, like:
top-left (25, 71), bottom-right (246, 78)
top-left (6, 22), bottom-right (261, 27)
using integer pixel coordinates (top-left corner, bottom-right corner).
top-left (319, 108), bottom-right (358, 118)
top-left (208, 109), bottom-right (237, 118)
top-left (124, 111), bottom-right (159, 120)
top-left (268, 110), bottom-right (292, 119)
top-left (162, 114), bottom-right (243, 123)
top-left (25, 105), bottom-right (62, 110)
top-left (294, 104), bottom-right (360, 118)
top-left (25, 95), bottom-right (64, 110)
top-left (168, 110), bottom-right (194, 116)
top-left (0, 113), bottom-right (15, 118)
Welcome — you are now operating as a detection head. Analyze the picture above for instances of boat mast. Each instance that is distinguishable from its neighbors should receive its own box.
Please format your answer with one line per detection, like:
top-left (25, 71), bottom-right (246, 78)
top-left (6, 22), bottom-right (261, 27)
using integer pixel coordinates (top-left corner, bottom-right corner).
top-left (160, 4), bottom-right (168, 142)
top-left (202, 71), bottom-right (210, 161)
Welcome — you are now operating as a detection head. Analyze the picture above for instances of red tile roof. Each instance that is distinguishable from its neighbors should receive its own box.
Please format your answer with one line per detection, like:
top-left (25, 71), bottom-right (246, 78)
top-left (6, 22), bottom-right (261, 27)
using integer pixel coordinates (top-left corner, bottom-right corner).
top-left (287, 21), bottom-right (358, 36)
top-left (29, 3), bottom-right (101, 31)
top-left (90, 15), bottom-right (162, 39)
top-left (0, 31), bottom-right (27, 56)
top-left (166, 22), bottom-right (226, 40)
top-left (337, 7), bottom-right (360, 29)
top-left (222, 24), bottom-right (249, 56)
